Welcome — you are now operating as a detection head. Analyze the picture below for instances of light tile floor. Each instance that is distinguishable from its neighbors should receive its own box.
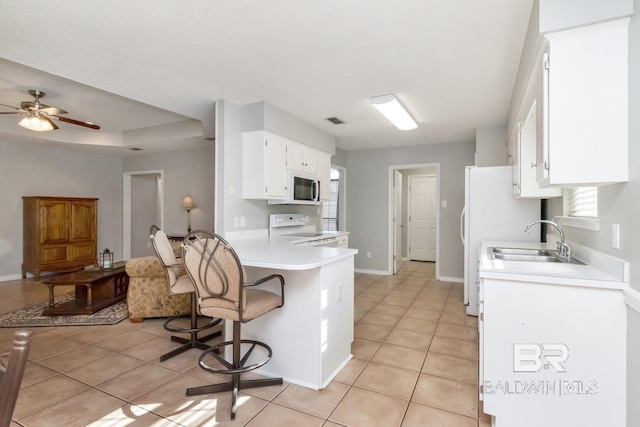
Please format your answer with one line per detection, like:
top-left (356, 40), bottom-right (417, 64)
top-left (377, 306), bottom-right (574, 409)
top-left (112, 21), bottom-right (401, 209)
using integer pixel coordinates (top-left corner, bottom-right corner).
top-left (0, 261), bottom-right (491, 426)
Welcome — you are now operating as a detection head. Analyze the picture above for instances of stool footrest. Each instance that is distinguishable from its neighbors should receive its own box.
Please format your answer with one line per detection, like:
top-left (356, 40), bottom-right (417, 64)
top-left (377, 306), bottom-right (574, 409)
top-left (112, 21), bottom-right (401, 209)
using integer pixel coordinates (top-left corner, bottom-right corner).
top-left (163, 313), bottom-right (221, 334)
top-left (199, 339), bottom-right (273, 375)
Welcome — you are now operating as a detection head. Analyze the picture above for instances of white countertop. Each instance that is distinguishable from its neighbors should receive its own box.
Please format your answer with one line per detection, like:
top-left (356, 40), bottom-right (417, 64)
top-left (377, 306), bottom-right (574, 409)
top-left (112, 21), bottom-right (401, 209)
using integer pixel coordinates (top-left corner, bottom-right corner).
top-left (479, 240), bottom-right (628, 290)
top-left (228, 235), bottom-right (358, 270)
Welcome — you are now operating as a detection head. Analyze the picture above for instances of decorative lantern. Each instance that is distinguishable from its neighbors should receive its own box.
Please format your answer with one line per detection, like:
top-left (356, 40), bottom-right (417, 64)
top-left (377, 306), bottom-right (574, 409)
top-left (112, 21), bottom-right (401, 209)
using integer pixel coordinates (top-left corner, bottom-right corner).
top-left (99, 248), bottom-right (113, 269)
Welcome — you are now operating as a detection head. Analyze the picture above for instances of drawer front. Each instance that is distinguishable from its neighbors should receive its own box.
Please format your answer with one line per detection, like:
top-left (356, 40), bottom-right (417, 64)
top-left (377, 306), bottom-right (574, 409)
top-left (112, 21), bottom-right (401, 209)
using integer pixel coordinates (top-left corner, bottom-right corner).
top-left (40, 245), bottom-right (68, 264)
top-left (69, 243), bottom-right (96, 261)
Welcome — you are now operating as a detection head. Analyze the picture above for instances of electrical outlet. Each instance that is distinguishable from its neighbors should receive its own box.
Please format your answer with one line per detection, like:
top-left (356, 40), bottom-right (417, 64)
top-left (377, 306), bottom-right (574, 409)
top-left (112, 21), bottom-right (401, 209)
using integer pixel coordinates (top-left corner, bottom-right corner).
top-left (366, 251), bottom-right (372, 258)
top-left (234, 217), bottom-right (240, 227)
top-left (612, 224), bottom-right (620, 249)
top-left (240, 216), bottom-right (246, 227)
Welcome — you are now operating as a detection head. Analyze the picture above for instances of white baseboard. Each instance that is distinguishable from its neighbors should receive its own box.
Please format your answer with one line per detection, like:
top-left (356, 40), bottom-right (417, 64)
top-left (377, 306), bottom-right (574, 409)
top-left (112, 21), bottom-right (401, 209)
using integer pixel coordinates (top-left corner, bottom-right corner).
top-left (0, 273), bottom-right (23, 283)
top-left (624, 288), bottom-right (640, 313)
top-left (354, 268), bottom-right (390, 276)
top-left (437, 275), bottom-right (464, 283)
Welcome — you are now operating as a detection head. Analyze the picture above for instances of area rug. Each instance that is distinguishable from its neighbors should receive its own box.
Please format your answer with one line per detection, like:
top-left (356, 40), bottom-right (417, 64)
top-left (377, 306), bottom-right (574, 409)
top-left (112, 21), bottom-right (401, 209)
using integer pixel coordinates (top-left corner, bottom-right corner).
top-left (0, 295), bottom-right (128, 328)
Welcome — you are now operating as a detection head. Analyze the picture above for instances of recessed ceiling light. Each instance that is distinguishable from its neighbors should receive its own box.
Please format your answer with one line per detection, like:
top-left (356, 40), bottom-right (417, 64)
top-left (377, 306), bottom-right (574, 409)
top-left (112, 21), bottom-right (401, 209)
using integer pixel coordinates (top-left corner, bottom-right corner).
top-left (370, 94), bottom-right (417, 130)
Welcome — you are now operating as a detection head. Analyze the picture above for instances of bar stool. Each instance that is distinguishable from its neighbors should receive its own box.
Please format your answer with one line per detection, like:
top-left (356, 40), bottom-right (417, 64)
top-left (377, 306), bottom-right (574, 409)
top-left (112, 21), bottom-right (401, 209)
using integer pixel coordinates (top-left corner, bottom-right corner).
top-left (150, 225), bottom-right (221, 362)
top-left (181, 230), bottom-right (285, 420)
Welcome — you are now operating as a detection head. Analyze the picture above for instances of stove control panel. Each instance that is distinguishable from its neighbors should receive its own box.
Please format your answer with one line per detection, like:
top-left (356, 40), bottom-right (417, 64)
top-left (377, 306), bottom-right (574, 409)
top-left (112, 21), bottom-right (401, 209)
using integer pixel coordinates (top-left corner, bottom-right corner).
top-left (269, 213), bottom-right (308, 229)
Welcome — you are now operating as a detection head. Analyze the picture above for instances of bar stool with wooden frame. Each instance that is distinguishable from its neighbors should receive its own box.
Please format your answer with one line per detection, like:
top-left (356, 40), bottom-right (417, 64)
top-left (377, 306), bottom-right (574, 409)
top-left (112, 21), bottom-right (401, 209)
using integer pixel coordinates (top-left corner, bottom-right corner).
top-left (181, 230), bottom-right (285, 421)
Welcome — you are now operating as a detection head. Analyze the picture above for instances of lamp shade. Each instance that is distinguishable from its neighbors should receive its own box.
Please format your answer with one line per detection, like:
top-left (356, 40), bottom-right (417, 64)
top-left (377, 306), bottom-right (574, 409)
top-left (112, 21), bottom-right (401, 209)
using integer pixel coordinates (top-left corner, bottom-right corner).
top-left (19, 115), bottom-right (55, 132)
top-left (370, 94), bottom-right (417, 130)
top-left (182, 195), bottom-right (195, 210)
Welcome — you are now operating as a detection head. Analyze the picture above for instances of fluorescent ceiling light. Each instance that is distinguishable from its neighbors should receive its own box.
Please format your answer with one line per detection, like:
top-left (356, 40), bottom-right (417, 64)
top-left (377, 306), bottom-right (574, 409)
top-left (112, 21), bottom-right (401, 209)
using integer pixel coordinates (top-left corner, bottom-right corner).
top-left (19, 115), bottom-right (55, 132)
top-left (370, 94), bottom-right (417, 130)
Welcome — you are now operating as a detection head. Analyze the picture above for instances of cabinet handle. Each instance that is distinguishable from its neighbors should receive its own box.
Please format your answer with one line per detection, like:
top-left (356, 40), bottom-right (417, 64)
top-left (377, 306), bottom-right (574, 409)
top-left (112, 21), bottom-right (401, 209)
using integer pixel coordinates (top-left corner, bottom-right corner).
top-left (544, 160), bottom-right (549, 170)
top-left (530, 162), bottom-right (537, 168)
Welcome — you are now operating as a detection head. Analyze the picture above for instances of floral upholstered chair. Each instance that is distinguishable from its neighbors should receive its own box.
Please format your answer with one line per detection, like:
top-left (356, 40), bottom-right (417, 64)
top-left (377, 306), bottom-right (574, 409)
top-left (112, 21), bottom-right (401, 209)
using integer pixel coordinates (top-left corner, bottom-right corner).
top-left (125, 254), bottom-right (191, 323)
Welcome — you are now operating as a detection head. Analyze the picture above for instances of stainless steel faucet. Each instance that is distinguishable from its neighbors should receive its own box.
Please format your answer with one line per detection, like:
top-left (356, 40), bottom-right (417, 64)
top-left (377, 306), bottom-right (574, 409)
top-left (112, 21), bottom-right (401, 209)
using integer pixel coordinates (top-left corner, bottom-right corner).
top-left (524, 220), bottom-right (573, 262)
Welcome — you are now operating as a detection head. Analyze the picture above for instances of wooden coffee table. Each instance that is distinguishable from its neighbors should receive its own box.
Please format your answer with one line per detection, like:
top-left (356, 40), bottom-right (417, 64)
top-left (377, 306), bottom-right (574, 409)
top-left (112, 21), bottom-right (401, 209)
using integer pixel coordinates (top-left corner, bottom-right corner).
top-left (41, 262), bottom-right (129, 316)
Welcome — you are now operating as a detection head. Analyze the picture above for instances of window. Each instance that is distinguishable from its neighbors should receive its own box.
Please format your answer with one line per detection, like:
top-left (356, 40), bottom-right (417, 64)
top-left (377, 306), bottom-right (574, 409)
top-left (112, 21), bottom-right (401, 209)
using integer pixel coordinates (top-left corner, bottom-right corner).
top-left (322, 169), bottom-right (340, 231)
top-left (567, 186), bottom-right (598, 217)
top-left (558, 186), bottom-right (600, 231)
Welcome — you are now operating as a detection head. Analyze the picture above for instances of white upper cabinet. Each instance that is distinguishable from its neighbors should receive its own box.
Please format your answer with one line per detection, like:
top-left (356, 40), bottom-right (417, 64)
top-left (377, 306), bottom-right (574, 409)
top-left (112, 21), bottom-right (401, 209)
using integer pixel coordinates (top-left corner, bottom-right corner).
top-left (286, 140), bottom-right (318, 175)
top-left (537, 18), bottom-right (629, 187)
top-left (317, 151), bottom-right (331, 202)
top-left (513, 101), bottom-right (561, 198)
top-left (242, 131), bottom-right (287, 200)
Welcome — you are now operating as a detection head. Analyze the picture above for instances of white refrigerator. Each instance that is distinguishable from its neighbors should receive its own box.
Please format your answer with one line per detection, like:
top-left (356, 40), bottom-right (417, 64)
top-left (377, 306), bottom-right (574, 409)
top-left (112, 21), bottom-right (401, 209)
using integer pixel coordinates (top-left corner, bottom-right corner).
top-left (462, 166), bottom-right (540, 316)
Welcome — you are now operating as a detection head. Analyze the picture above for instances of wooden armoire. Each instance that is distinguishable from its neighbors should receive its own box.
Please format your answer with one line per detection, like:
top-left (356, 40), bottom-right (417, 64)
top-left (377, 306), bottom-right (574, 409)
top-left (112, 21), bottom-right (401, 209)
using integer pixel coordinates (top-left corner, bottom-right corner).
top-left (22, 196), bottom-right (98, 280)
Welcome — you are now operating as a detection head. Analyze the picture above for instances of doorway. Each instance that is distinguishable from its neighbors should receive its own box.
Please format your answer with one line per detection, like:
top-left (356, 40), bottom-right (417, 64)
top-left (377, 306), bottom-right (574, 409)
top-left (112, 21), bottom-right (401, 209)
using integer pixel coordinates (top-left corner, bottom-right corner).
top-left (389, 163), bottom-right (440, 277)
top-left (408, 174), bottom-right (437, 262)
top-left (123, 170), bottom-right (164, 259)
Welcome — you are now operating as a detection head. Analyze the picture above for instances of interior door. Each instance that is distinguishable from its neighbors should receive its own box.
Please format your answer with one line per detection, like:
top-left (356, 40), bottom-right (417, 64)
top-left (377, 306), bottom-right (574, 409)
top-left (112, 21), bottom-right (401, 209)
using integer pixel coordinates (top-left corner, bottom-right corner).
top-left (425, 175), bottom-right (437, 261)
top-left (408, 175), bottom-right (436, 262)
top-left (393, 170), bottom-right (403, 273)
top-left (131, 174), bottom-right (160, 258)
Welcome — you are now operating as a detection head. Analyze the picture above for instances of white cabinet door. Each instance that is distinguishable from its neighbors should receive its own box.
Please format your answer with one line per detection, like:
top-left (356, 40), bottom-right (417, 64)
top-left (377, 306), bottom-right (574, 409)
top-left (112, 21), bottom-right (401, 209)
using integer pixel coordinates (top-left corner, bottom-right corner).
top-left (242, 131), bottom-right (287, 199)
top-left (538, 18), bottom-right (629, 187)
top-left (516, 101), bottom-right (561, 198)
top-left (317, 152), bottom-right (331, 202)
top-left (481, 278), bottom-right (626, 426)
top-left (287, 141), bottom-right (318, 175)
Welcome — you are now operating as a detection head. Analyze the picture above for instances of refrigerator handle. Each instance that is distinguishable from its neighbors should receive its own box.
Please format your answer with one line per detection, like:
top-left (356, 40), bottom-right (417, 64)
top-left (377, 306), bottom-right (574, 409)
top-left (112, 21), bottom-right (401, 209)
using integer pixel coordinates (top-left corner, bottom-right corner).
top-left (460, 207), bottom-right (466, 245)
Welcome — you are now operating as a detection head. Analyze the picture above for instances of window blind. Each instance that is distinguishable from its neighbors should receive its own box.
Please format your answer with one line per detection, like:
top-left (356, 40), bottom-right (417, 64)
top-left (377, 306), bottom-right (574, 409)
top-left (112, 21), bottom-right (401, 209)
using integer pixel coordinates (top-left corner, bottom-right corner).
top-left (568, 187), bottom-right (598, 217)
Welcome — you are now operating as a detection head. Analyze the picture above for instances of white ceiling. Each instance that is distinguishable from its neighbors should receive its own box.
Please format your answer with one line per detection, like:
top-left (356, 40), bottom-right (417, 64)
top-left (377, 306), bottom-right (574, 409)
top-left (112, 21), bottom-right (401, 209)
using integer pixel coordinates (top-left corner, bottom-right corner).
top-left (0, 0), bottom-right (533, 154)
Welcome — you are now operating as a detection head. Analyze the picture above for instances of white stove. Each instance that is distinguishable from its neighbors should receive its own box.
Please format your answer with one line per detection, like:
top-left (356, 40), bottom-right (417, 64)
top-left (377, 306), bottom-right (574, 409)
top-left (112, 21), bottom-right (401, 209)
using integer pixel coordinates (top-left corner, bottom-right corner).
top-left (269, 214), bottom-right (349, 248)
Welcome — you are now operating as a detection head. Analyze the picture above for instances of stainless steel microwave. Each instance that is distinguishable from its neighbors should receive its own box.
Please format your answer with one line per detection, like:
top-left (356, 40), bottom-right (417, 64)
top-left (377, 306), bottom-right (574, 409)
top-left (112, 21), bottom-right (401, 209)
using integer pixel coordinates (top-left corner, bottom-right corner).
top-left (268, 171), bottom-right (320, 205)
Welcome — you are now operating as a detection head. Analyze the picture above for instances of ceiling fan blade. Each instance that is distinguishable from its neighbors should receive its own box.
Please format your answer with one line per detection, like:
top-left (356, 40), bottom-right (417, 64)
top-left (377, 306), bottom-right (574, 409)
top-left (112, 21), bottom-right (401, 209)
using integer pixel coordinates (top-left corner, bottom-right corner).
top-left (0, 103), bottom-right (23, 112)
top-left (40, 107), bottom-right (68, 115)
top-left (43, 116), bottom-right (59, 130)
top-left (0, 112), bottom-right (20, 115)
top-left (50, 115), bottom-right (100, 130)
top-left (21, 101), bottom-right (38, 110)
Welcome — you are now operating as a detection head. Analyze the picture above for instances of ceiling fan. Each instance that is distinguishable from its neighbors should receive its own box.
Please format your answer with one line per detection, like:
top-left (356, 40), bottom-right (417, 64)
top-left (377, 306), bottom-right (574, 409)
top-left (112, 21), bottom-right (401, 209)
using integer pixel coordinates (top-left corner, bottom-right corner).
top-left (0, 89), bottom-right (100, 131)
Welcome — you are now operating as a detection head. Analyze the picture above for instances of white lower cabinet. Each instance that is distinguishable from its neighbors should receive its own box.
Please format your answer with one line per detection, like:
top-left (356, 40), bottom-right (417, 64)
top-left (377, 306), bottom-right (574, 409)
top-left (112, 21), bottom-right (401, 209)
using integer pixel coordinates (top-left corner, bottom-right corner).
top-left (480, 277), bottom-right (626, 426)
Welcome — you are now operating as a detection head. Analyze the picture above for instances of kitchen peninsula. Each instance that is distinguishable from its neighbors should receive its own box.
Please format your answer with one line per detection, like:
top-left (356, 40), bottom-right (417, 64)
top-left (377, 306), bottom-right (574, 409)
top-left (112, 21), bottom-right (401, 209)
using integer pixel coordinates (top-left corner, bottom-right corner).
top-left (225, 233), bottom-right (358, 390)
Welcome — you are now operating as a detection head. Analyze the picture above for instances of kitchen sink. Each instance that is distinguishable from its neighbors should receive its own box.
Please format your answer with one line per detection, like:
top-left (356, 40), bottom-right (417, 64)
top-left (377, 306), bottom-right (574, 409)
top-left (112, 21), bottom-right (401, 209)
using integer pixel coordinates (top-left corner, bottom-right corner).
top-left (491, 247), bottom-right (554, 256)
top-left (488, 247), bottom-right (585, 265)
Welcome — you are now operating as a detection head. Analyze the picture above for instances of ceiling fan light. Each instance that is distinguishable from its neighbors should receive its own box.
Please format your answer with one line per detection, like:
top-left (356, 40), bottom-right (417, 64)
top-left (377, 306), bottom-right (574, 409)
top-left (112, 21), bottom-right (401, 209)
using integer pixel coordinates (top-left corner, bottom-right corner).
top-left (19, 115), bottom-right (55, 132)
top-left (370, 94), bottom-right (417, 130)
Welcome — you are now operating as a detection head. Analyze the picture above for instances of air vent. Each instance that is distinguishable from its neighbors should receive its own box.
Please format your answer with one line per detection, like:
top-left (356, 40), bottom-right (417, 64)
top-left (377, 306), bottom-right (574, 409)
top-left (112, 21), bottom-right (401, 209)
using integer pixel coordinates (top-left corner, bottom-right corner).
top-left (325, 117), bottom-right (345, 125)
top-left (129, 147), bottom-right (143, 151)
